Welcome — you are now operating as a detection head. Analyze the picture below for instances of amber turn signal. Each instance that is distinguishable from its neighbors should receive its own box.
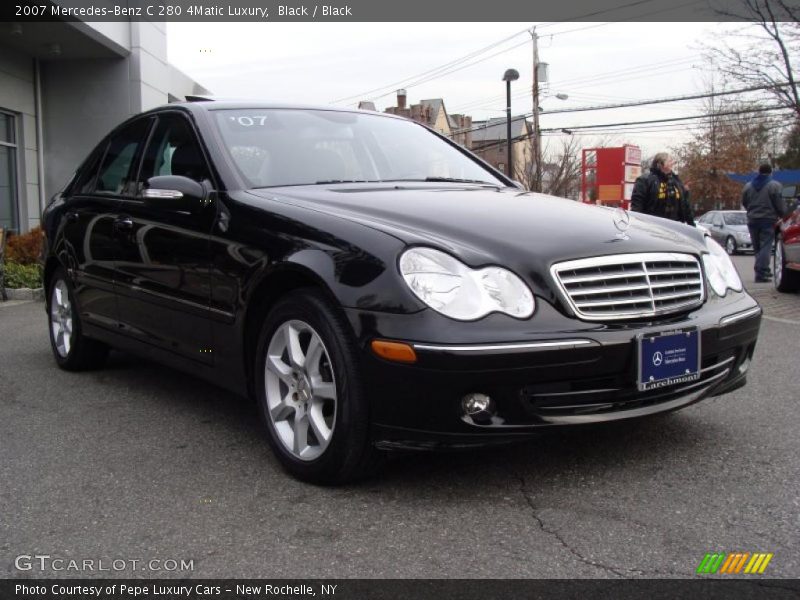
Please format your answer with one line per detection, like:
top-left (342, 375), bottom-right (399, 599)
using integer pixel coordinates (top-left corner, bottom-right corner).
top-left (370, 340), bottom-right (417, 363)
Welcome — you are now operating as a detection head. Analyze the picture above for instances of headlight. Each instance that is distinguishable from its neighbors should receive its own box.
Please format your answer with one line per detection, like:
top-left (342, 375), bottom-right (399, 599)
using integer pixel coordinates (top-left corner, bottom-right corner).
top-left (702, 236), bottom-right (743, 296)
top-left (399, 247), bottom-right (534, 320)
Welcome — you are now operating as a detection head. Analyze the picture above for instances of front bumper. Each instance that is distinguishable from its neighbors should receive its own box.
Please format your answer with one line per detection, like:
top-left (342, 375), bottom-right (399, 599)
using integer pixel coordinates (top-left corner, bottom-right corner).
top-left (344, 291), bottom-right (762, 449)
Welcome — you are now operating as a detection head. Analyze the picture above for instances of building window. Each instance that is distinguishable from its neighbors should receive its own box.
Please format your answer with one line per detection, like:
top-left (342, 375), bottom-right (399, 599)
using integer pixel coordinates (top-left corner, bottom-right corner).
top-left (0, 110), bottom-right (18, 231)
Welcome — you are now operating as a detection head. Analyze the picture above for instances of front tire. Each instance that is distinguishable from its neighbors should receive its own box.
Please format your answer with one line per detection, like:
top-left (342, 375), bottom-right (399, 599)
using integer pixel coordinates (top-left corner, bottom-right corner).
top-left (254, 289), bottom-right (383, 484)
top-left (774, 240), bottom-right (800, 293)
top-left (48, 268), bottom-right (109, 370)
top-left (725, 236), bottom-right (737, 255)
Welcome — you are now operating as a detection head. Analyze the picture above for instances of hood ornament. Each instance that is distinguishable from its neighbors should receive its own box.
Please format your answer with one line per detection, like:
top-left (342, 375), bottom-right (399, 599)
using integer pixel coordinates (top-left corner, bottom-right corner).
top-left (613, 207), bottom-right (631, 240)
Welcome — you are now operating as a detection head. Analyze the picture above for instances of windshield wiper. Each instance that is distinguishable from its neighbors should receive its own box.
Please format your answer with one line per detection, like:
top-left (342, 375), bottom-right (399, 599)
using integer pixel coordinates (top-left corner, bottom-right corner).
top-left (423, 177), bottom-right (501, 186)
top-left (314, 179), bottom-right (380, 184)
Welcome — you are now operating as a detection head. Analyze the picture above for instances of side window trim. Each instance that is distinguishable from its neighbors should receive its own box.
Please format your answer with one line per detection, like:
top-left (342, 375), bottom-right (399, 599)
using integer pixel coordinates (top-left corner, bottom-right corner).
top-left (132, 115), bottom-right (159, 196)
top-left (88, 116), bottom-right (154, 199)
top-left (67, 138), bottom-right (109, 198)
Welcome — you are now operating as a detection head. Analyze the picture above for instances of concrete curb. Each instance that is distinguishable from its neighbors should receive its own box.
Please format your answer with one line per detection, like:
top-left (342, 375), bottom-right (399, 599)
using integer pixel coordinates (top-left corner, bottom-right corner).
top-left (3, 287), bottom-right (44, 301)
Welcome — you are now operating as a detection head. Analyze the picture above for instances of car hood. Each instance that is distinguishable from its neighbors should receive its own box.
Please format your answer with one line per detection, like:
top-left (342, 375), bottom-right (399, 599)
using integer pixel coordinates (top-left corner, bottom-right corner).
top-left (248, 184), bottom-right (706, 275)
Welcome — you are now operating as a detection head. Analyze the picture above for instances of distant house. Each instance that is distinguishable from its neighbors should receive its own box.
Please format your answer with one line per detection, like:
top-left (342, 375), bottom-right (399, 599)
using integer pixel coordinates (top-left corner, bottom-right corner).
top-left (379, 90), bottom-right (472, 147)
top-left (357, 101), bottom-right (376, 111)
top-left (470, 116), bottom-right (532, 180)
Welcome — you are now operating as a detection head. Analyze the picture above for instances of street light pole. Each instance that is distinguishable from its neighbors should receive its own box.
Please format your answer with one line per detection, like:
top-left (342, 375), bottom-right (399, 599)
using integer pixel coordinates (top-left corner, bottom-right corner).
top-left (502, 68), bottom-right (519, 180)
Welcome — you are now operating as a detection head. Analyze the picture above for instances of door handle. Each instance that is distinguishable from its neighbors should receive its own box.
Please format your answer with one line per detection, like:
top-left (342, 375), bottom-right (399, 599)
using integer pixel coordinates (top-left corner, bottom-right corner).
top-left (113, 217), bottom-right (134, 232)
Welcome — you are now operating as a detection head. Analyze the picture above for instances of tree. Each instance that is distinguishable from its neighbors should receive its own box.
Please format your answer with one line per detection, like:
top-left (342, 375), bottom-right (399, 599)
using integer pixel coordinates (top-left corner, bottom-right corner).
top-left (674, 99), bottom-right (775, 212)
top-left (777, 122), bottom-right (800, 168)
top-left (705, 0), bottom-right (800, 120)
top-left (518, 136), bottom-right (581, 199)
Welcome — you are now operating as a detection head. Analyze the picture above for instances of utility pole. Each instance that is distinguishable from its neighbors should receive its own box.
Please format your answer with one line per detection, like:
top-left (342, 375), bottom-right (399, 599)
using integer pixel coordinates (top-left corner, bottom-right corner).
top-left (531, 28), bottom-right (542, 193)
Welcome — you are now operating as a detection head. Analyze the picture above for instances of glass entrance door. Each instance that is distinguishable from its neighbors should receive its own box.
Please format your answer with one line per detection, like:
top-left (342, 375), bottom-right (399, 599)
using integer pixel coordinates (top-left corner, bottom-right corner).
top-left (0, 111), bottom-right (19, 231)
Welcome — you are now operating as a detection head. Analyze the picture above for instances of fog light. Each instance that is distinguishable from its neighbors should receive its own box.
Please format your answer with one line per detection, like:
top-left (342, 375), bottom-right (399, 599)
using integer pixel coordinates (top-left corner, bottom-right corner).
top-left (738, 356), bottom-right (751, 375)
top-left (461, 393), bottom-right (495, 423)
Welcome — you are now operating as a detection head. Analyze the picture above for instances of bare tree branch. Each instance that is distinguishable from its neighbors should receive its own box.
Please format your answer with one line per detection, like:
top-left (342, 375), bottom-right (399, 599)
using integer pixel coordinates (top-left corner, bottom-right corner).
top-left (704, 0), bottom-right (800, 119)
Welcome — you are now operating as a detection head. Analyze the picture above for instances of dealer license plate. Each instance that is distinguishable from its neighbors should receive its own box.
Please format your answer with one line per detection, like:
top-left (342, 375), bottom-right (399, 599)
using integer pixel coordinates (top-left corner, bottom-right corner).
top-left (637, 328), bottom-right (700, 391)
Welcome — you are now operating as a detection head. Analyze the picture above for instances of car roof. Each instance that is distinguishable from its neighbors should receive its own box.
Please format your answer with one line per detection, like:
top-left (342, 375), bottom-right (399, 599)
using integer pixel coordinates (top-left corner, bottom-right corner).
top-left (157, 100), bottom-right (408, 121)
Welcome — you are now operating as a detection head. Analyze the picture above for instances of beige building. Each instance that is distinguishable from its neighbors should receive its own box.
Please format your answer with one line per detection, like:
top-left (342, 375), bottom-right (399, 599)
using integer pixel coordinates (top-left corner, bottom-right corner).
top-left (374, 90), bottom-right (529, 173)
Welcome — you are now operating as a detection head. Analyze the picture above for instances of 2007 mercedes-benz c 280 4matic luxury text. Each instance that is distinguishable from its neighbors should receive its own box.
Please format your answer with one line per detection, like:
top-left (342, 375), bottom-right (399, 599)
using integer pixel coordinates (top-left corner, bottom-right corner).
top-left (41, 101), bottom-right (762, 483)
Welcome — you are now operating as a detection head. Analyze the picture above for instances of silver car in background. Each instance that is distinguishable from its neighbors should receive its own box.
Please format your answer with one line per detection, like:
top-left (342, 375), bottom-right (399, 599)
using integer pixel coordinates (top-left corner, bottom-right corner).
top-left (696, 210), bottom-right (753, 255)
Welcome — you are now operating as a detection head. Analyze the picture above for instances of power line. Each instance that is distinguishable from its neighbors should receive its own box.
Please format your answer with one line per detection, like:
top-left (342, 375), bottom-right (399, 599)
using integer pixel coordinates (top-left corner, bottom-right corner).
top-left (361, 38), bottom-right (532, 104)
top-left (330, 0), bottom-right (691, 107)
top-left (450, 57), bottom-right (698, 113)
top-left (468, 105), bottom-right (792, 153)
top-left (539, 104), bottom-right (793, 133)
top-left (533, 82), bottom-right (794, 116)
top-left (328, 26), bottom-right (533, 105)
top-left (547, 57), bottom-right (696, 89)
top-left (539, 0), bottom-right (708, 40)
top-left (448, 82), bottom-right (792, 137)
top-left (542, 115), bottom-right (789, 137)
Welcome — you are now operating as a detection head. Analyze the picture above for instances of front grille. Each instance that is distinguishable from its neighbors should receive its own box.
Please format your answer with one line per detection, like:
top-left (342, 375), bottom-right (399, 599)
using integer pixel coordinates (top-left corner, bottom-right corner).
top-left (551, 252), bottom-right (705, 321)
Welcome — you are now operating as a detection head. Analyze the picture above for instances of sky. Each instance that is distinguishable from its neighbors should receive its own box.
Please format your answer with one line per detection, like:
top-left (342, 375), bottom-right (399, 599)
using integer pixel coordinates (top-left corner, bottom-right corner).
top-left (165, 21), bottom-right (766, 159)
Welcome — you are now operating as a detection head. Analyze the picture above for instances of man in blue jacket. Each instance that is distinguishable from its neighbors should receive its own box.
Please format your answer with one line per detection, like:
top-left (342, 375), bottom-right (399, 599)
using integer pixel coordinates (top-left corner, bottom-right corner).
top-left (742, 163), bottom-right (786, 283)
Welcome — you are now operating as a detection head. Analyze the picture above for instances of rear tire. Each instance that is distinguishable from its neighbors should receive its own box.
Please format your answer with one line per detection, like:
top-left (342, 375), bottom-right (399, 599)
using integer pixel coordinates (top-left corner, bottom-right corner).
top-left (47, 267), bottom-right (109, 371)
top-left (774, 240), bottom-right (800, 293)
top-left (254, 288), bottom-right (384, 484)
top-left (725, 236), bottom-right (737, 255)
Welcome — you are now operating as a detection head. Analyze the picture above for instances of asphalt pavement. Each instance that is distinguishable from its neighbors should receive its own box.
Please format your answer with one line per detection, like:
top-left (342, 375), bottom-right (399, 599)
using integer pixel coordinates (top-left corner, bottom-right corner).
top-left (1, 264), bottom-right (798, 579)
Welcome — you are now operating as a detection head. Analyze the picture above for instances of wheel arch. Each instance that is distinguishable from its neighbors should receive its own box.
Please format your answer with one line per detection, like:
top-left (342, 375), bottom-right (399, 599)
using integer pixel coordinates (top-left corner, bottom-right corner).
top-left (241, 262), bottom-right (345, 399)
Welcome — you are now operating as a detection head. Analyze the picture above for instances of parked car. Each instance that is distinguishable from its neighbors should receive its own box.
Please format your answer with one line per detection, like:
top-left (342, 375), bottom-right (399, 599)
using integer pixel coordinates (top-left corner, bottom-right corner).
top-left (696, 210), bottom-right (752, 255)
top-left (774, 198), bottom-right (800, 292)
top-left (41, 102), bottom-right (762, 483)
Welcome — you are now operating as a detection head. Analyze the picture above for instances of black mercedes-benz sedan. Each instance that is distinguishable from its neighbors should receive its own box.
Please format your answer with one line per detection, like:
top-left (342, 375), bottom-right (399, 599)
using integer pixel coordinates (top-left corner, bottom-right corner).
top-left (41, 101), bottom-right (762, 483)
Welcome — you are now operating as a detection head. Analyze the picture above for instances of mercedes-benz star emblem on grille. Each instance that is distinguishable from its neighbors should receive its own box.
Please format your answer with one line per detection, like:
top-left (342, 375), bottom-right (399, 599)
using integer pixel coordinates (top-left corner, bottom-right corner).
top-left (613, 208), bottom-right (631, 240)
top-left (652, 351), bottom-right (663, 367)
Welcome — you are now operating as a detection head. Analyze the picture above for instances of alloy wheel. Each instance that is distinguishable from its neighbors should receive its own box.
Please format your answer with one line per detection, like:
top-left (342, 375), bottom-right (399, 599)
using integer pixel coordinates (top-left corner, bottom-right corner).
top-left (50, 279), bottom-right (73, 358)
top-left (264, 319), bottom-right (337, 461)
top-left (725, 237), bottom-right (736, 255)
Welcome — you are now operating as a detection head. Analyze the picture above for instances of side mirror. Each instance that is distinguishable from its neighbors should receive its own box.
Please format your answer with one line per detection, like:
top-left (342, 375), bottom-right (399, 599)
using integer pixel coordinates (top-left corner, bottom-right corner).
top-left (142, 175), bottom-right (208, 211)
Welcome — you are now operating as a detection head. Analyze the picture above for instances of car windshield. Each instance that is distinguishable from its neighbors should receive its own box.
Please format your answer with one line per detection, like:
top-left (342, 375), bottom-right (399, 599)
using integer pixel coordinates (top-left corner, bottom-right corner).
top-left (212, 108), bottom-right (505, 188)
top-left (723, 213), bottom-right (747, 225)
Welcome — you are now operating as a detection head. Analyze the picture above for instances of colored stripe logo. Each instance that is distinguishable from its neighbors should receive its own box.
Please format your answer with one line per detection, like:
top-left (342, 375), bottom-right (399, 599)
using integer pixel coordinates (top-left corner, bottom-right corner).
top-left (697, 552), bottom-right (773, 574)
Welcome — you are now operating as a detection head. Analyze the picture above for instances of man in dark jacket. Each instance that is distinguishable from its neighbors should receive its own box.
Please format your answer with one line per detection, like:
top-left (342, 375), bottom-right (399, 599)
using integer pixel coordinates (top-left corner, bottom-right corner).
top-left (742, 163), bottom-right (786, 282)
top-left (631, 152), bottom-right (695, 225)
